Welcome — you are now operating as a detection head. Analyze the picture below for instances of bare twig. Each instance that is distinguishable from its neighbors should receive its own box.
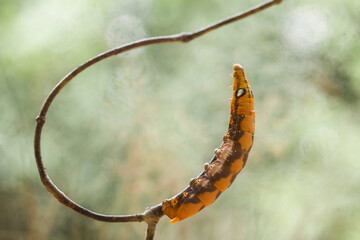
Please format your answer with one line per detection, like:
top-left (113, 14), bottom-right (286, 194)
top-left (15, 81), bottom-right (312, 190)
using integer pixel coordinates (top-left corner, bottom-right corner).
top-left (34, 0), bottom-right (282, 239)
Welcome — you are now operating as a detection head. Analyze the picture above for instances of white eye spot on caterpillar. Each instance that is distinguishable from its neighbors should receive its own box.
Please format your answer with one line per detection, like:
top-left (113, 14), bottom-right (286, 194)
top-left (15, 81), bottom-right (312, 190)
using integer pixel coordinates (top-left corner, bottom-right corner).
top-left (236, 88), bottom-right (246, 98)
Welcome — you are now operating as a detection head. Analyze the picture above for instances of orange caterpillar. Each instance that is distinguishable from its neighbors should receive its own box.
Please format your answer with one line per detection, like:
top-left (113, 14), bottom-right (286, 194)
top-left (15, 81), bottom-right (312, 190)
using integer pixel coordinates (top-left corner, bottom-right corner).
top-left (162, 64), bottom-right (255, 224)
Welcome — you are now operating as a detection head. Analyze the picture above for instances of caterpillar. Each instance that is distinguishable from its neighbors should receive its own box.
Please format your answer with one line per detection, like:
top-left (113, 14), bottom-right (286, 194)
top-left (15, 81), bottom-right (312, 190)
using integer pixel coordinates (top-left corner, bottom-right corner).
top-left (162, 64), bottom-right (255, 224)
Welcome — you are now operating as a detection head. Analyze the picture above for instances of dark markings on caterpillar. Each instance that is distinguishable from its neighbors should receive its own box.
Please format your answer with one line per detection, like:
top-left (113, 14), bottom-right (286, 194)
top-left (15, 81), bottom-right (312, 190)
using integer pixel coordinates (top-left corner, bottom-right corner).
top-left (162, 64), bottom-right (255, 224)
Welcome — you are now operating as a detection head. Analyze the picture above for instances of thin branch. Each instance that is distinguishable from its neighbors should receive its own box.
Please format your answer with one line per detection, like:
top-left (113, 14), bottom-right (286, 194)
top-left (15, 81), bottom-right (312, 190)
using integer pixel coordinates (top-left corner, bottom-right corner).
top-left (143, 204), bottom-right (164, 240)
top-left (34, 0), bottom-right (282, 238)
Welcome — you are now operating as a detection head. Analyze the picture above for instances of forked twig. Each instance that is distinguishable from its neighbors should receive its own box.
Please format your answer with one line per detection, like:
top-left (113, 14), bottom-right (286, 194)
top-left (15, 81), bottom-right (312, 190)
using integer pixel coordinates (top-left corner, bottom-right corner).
top-left (33, 1), bottom-right (282, 239)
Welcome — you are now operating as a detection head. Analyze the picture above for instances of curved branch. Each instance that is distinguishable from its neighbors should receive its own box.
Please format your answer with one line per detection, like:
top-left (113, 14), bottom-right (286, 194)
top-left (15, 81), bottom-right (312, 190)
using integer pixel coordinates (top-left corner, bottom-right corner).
top-left (34, 0), bottom-right (282, 238)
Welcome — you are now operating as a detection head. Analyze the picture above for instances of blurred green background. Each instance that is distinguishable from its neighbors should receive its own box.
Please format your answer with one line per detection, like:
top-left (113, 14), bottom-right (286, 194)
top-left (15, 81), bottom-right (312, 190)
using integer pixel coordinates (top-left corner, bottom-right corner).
top-left (1, 0), bottom-right (359, 239)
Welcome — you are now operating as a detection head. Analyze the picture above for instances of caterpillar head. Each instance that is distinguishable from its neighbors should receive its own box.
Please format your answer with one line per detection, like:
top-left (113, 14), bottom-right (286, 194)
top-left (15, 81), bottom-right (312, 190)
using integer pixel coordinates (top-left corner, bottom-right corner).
top-left (231, 64), bottom-right (254, 112)
top-left (225, 64), bottom-right (255, 142)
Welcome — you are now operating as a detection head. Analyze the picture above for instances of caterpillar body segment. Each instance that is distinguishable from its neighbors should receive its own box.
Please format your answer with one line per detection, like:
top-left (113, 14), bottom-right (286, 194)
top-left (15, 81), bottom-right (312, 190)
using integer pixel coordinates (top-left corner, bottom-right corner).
top-left (162, 64), bottom-right (255, 223)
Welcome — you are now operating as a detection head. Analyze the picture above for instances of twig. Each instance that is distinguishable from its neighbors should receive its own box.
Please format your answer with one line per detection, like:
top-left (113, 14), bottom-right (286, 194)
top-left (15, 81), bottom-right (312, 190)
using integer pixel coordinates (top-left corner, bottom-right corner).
top-left (33, 0), bottom-right (282, 239)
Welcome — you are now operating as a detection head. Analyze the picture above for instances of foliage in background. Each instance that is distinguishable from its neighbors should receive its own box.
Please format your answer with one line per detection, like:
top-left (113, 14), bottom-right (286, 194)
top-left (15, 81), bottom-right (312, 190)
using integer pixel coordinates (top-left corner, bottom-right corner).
top-left (0, 0), bottom-right (359, 239)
